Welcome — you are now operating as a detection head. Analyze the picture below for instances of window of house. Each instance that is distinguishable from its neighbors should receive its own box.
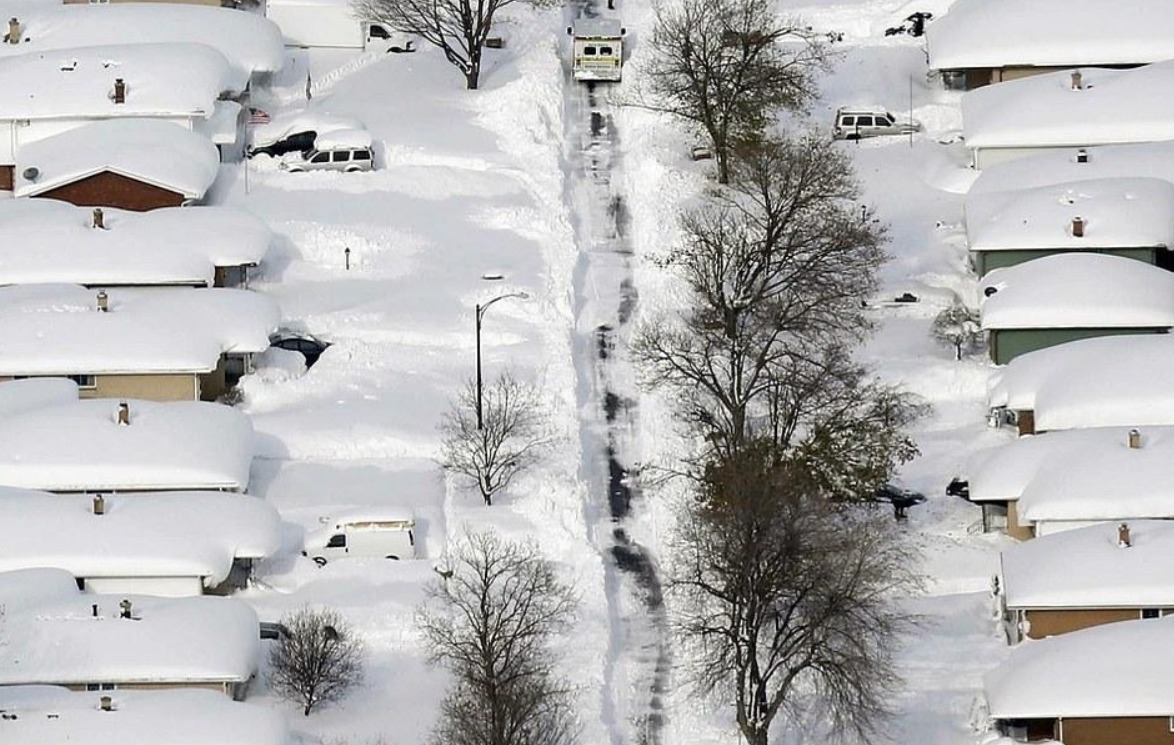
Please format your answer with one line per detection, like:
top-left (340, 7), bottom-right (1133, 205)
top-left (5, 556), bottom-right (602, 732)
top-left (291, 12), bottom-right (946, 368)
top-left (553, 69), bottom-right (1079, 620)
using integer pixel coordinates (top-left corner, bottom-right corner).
top-left (1142, 608), bottom-right (1161, 619)
top-left (85, 683), bottom-right (116, 691)
top-left (67, 374), bottom-right (96, 389)
top-left (326, 534), bottom-right (346, 549)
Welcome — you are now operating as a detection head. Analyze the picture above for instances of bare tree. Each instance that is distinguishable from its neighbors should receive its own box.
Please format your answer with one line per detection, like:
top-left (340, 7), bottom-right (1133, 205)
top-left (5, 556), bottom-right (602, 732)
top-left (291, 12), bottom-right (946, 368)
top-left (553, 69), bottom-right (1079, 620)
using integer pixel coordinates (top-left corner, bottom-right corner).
top-left (418, 531), bottom-right (578, 745)
top-left (673, 444), bottom-right (920, 745)
top-left (633, 134), bottom-right (922, 481)
top-left (642, 0), bottom-right (830, 183)
top-left (439, 372), bottom-right (547, 505)
top-left (931, 300), bottom-right (982, 360)
top-left (268, 607), bottom-right (364, 716)
top-left (351, 0), bottom-right (556, 89)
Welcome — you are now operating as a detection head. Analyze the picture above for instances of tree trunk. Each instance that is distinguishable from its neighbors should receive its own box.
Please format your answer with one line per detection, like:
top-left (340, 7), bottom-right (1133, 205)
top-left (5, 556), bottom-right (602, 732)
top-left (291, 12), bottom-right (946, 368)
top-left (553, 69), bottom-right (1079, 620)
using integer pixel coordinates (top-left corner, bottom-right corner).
top-left (466, 48), bottom-right (482, 90)
top-left (716, 147), bottom-right (731, 184)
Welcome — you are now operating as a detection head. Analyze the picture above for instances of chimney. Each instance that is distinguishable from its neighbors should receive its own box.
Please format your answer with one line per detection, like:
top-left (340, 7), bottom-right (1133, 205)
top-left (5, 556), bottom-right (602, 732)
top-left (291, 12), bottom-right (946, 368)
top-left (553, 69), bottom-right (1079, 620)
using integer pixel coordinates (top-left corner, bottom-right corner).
top-left (92, 493), bottom-right (105, 515)
top-left (1070, 70), bottom-right (1083, 90)
top-left (112, 78), bottom-right (125, 105)
top-left (117, 402), bottom-right (129, 425)
top-left (96, 290), bottom-right (108, 312)
top-left (119, 599), bottom-right (132, 619)
top-left (6, 17), bottom-right (19, 45)
top-left (1075, 148), bottom-right (1088, 164)
top-left (91, 603), bottom-right (98, 617)
top-left (92, 208), bottom-right (104, 229)
top-left (1072, 216), bottom-right (1084, 238)
top-left (1129, 428), bottom-right (1141, 449)
top-left (99, 696), bottom-right (112, 712)
top-left (1118, 522), bottom-right (1131, 548)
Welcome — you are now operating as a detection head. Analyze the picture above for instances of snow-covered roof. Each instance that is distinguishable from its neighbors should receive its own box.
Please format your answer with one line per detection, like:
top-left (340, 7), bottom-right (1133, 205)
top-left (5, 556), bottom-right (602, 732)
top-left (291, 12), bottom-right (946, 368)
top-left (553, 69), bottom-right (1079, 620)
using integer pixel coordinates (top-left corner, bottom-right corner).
top-left (0, 567), bottom-right (81, 607)
top-left (0, 686), bottom-right (290, 745)
top-left (0, 590), bottom-right (259, 686)
top-left (1002, 520), bottom-right (1174, 609)
top-left (0, 201), bottom-right (271, 286)
top-left (195, 100), bottom-right (244, 146)
top-left (1, 5), bottom-right (284, 78)
top-left (966, 178), bottom-right (1174, 251)
top-left (0, 492), bottom-right (280, 585)
top-left (0, 377), bottom-right (77, 417)
top-left (979, 253), bottom-right (1174, 330)
top-left (962, 62), bottom-right (1174, 150)
top-left (971, 425), bottom-right (1174, 523)
top-left (0, 284), bottom-right (279, 374)
top-left (985, 615), bottom-right (1174, 718)
top-left (928, 0), bottom-right (1174, 71)
top-left (988, 335), bottom-right (1174, 430)
top-left (0, 43), bottom-right (240, 122)
top-left (0, 397), bottom-right (255, 493)
top-left (970, 142), bottom-right (1174, 196)
top-left (14, 119), bottom-right (220, 201)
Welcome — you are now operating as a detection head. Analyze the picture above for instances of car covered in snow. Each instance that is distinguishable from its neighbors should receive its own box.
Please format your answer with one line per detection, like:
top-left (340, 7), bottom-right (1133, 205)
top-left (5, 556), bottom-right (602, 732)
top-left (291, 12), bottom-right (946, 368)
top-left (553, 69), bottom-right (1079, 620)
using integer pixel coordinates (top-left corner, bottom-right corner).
top-left (247, 112), bottom-right (366, 159)
top-left (280, 129), bottom-right (375, 173)
top-left (833, 106), bottom-right (921, 140)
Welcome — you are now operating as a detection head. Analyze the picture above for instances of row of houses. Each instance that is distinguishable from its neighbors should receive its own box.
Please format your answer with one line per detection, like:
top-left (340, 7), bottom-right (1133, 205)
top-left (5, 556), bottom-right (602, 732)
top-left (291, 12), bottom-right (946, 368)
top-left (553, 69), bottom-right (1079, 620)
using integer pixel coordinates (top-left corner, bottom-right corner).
top-left (0, 3), bottom-right (298, 742)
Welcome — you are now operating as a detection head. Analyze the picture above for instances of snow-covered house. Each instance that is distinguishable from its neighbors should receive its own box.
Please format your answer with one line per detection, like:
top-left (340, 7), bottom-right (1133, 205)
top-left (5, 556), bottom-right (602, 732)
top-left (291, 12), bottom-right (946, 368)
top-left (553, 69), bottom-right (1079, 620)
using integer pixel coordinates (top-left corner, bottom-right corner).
top-left (965, 178), bottom-right (1174, 276)
top-left (927, 0), bottom-right (1174, 90)
top-left (999, 520), bottom-right (1174, 643)
top-left (0, 686), bottom-right (291, 745)
top-left (967, 426), bottom-right (1174, 538)
top-left (0, 43), bottom-right (245, 190)
top-left (0, 200), bottom-right (272, 288)
top-left (0, 284), bottom-right (279, 401)
top-left (0, 490), bottom-right (281, 595)
top-left (962, 62), bottom-right (1174, 170)
top-left (13, 119), bottom-right (221, 211)
top-left (979, 253), bottom-right (1174, 365)
top-left (988, 335), bottom-right (1174, 435)
top-left (983, 615), bottom-right (1174, 744)
top-left (0, 579), bottom-right (260, 699)
top-left (970, 142), bottom-right (1174, 196)
top-left (0, 395), bottom-right (255, 493)
top-left (0, 5), bottom-right (284, 81)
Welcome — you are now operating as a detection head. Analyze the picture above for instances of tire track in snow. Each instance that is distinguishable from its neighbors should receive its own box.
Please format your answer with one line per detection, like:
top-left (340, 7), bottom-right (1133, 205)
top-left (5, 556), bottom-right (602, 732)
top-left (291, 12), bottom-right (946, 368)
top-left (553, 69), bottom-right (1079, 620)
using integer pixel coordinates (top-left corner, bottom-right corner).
top-left (565, 3), bottom-right (671, 744)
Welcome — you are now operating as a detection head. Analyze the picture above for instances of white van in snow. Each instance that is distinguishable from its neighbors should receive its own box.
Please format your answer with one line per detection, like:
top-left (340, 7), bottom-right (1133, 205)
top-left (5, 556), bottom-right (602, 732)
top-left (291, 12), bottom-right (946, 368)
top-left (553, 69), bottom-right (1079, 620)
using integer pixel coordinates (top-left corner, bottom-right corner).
top-left (303, 512), bottom-right (417, 565)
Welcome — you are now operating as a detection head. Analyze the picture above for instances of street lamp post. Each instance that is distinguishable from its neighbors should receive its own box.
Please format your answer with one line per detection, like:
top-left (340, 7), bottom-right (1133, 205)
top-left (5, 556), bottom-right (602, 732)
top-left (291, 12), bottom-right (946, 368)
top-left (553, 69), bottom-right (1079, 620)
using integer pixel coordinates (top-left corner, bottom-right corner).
top-left (475, 291), bottom-right (529, 429)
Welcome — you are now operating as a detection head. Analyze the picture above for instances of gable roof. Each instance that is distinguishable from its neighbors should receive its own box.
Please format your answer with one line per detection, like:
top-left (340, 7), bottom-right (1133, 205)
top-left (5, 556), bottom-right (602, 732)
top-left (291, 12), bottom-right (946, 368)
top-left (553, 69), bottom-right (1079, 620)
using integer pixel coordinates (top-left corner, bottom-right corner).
top-left (0, 200), bottom-right (271, 286)
top-left (971, 142), bottom-right (1174, 196)
top-left (0, 284), bottom-right (279, 375)
top-left (0, 589), bottom-right (259, 686)
top-left (963, 62), bottom-right (1174, 151)
top-left (14, 119), bottom-right (220, 200)
top-left (985, 615), bottom-right (1174, 719)
top-left (0, 43), bottom-right (240, 122)
top-left (980, 253), bottom-right (1174, 330)
top-left (0, 686), bottom-right (290, 745)
top-left (966, 178), bottom-right (1174, 252)
top-left (0, 396), bottom-right (255, 493)
top-left (1001, 520), bottom-right (1174, 609)
top-left (0, 491), bottom-right (281, 587)
top-left (988, 334), bottom-right (1174, 430)
top-left (928, 0), bottom-right (1174, 71)
top-left (1, 4), bottom-right (284, 78)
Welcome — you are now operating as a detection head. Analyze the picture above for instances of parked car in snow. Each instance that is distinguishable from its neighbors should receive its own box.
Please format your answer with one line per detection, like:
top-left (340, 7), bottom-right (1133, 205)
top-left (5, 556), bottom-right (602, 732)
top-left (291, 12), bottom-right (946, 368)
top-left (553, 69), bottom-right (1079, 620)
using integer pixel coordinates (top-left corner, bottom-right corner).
top-left (833, 106), bottom-right (921, 140)
top-left (868, 483), bottom-right (927, 519)
top-left (302, 512), bottom-right (417, 565)
top-left (280, 129), bottom-right (375, 173)
top-left (268, 329), bottom-right (331, 368)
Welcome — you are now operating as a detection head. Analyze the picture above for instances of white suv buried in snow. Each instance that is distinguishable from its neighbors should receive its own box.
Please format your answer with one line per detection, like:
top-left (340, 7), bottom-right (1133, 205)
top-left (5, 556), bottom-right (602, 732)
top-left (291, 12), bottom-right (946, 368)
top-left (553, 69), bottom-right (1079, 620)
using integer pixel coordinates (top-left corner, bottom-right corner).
top-left (832, 107), bottom-right (921, 141)
top-left (282, 129), bottom-right (375, 173)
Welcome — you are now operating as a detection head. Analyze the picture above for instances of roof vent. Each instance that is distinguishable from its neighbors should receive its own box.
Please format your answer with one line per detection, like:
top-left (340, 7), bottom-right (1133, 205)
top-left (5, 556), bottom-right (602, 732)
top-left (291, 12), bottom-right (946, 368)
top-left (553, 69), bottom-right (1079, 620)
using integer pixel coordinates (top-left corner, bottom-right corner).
top-left (1075, 148), bottom-right (1089, 164)
top-left (1129, 428), bottom-right (1141, 449)
top-left (119, 599), bottom-right (133, 619)
top-left (91, 208), bottom-right (104, 230)
top-left (99, 695), bottom-right (113, 711)
top-left (1070, 70), bottom-right (1083, 90)
top-left (112, 78), bottom-right (125, 105)
top-left (117, 401), bottom-right (129, 425)
top-left (6, 17), bottom-right (20, 45)
top-left (92, 494), bottom-right (105, 515)
top-left (1118, 522), bottom-right (1131, 548)
top-left (97, 290), bottom-right (108, 312)
top-left (1072, 216), bottom-right (1084, 238)
top-left (21, 167), bottom-right (37, 182)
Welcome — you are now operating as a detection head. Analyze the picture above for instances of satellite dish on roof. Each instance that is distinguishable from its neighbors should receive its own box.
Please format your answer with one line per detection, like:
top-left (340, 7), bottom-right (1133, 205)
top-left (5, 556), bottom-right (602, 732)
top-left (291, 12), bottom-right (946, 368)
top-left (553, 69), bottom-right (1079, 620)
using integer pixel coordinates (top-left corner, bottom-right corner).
top-left (21, 167), bottom-right (37, 181)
